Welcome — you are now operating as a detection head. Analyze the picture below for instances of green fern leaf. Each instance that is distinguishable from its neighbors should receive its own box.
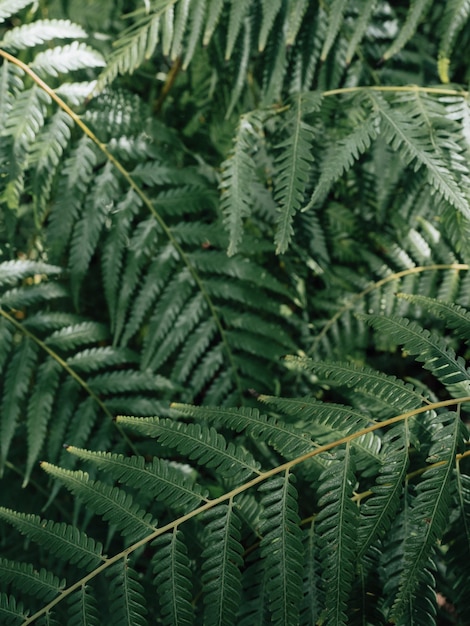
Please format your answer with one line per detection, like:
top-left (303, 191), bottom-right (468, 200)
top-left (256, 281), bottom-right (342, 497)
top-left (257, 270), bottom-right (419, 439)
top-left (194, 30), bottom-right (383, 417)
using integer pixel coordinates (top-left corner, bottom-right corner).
top-left (117, 415), bottom-right (260, 482)
top-left (382, 0), bottom-right (433, 61)
top-left (225, 17), bottom-right (251, 118)
top-left (285, 0), bottom-right (309, 46)
top-left (0, 260), bottom-right (61, 287)
top-left (0, 338), bottom-right (38, 473)
top-left (219, 111), bottom-right (265, 256)
top-left (305, 110), bottom-right (379, 210)
top-left (30, 110), bottom-right (73, 219)
top-left (345, 0), bottom-right (377, 64)
top-left (259, 0), bottom-right (282, 52)
top-left (0, 509), bottom-right (105, 569)
top-left (45, 322), bottom-right (109, 350)
top-left (357, 422), bottom-right (410, 559)
top-left (0, 0), bottom-right (34, 23)
top-left (101, 189), bottom-right (142, 332)
top-left (225, 0), bottom-right (250, 61)
top-left (0, 282), bottom-right (67, 310)
top-left (203, 0), bottom-right (224, 45)
top-left (0, 558), bottom-right (64, 602)
top-left (171, 403), bottom-right (315, 460)
top-left (65, 446), bottom-right (208, 512)
top-left (392, 411), bottom-right (465, 619)
top-left (300, 520), bottom-right (322, 626)
top-left (1, 85), bottom-right (50, 209)
top-left (40, 463), bottom-right (157, 543)
top-left (47, 137), bottom-right (98, 261)
top-left (182, 0), bottom-right (206, 69)
top-left (320, 0), bottom-right (348, 61)
top-left (398, 293), bottom-right (470, 345)
top-left (364, 313), bottom-right (470, 394)
top-left (152, 529), bottom-right (194, 625)
top-left (0, 19), bottom-right (87, 51)
top-left (368, 92), bottom-right (470, 216)
top-left (438, 0), bottom-right (470, 81)
top-left (69, 163), bottom-right (120, 304)
top-left (285, 356), bottom-right (428, 413)
top-left (274, 92), bottom-right (322, 254)
top-left (316, 443), bottom-right (358, 626)
top-left (0, 592), bottom-right (27, 625)
top-left (30, 42), bottom-right (105, 78)
top-left (67, 585), bottom-right (100, 626)
top-left (24, 358), bottom-right (62, 485)
top-left (65, 347), bottom-right (138, 373)
top-left (106, 559), bottom-right (148, 626)
top-left (259, 472), bottom-right (303, 625)
top-left (443, 464), bottom-right (470, 613)
top-left (170, 0), bottom-right (190, 61)
top-left (201, 502), bottom-right (244, 625)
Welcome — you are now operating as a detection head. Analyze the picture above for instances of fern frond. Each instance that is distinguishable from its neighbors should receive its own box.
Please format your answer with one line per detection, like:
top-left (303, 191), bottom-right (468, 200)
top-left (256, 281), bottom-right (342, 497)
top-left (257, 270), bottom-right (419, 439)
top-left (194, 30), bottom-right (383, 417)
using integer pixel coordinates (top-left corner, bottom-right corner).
top-left (305, 108), bottom-right (379, 209)
top-left (24, 358), bottom-right (62, 485)
top-left (225, 0), bottom-right (250, 61)
top-left (117, 416), bottom-right (260, 482)
top-left (443, 462), bottom-right (470, 613)
top-left (398, 292), bottom-right (470, 345)
top-left (285, 0), bottom-right (309, 46)
top-left (152, 529), bottom-right (194, 625)
top-left (285, 356), bottom-right (429, 413)
top-left (69, 163), bottom-right (120, 304)
top-left (368, 92), bottom-right (470, 216)
top-left (259, 472), bottom-right (303, 625)
top-left (219, 110), bottom-right (265, 256)
top-left (201, 501), bottom-right (244, 625)
top-left (46, 136), bottom-right (98, 261)
top-left (0, 592), bottom-right (27, 625)
top-left (273, 92), bottom-right (322, 254)
top-left (0, 338), bottom-right (38, 473)
top-left (0, 0), bottom-right (34, 23)
top-left (364, 313), bottom-right (470, 394)
top-left (392, 411), bottom-right (465, 619)
top-left (40, 463), bottom-right (157, 543)
top-left (316, 443), bottom-right (358, 626)
top-left (357, 422), bottom-right (410, 559)
top-left (320, 0), bottom-right (348, 61)
top-left (30, 109), bottom-right (73, 220)
top-left (259, 0), bottom-right (282, 52)
top-left (0, 19), bottom-right (87, 51)
top-left (67, 584), bottom-right (100, 626)
top-left (0, 558), bottom-right (63, 602)
top-left (171, 403), bottom-right (315, 460)
top-left (438, 0), bottom-right (470, 82)
top-left (0, 509), bottom-right (105, 569)
top-left (106, 559), bottom-right (148, 626)
top-left (65, 446), bottom-right (208, 512)
top-left (382, 0), bottom-right (433, 61)
top-left (345, 0), bottom-right (377, 65)
top-left (30, 42), bottom-right (105, 78)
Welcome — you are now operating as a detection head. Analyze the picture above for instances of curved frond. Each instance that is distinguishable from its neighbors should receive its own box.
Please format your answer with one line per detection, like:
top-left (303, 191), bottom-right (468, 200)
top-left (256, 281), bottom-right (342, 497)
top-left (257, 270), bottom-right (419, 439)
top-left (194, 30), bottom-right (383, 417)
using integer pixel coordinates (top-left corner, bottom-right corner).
top-left (392, 411), bottom-right (465, 620)
top-left (201, 501), bottom-right (244, 625)
top-left (316, 443), bottom-right (358, 626)
top-left (259, 472), bottom-right (304, 625)
top-left (152, 529), bottom-right (194, 625)
top-left (40, 463), bottom-right (157, 543)
top-left (117, 415), bottom-right (260, 482)
top-left (0, 20), bottom-right (87, 51)
top-left (273, 92), bottom-right (322, 253)
top-left (0, 508), bottom-right (105, 569)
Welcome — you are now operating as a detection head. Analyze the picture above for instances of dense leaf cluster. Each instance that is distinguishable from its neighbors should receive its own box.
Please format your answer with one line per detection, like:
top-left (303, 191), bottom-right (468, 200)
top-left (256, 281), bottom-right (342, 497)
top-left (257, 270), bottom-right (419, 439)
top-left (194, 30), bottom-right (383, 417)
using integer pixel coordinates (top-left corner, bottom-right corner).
top-left (1, 1), bottom-right (470, 624)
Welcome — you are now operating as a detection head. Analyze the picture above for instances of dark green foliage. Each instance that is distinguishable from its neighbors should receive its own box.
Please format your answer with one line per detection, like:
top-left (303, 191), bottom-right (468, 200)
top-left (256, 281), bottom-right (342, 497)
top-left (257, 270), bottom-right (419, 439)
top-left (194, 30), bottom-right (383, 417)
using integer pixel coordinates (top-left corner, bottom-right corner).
top-left (1, 1), bottom-right (470, 624)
